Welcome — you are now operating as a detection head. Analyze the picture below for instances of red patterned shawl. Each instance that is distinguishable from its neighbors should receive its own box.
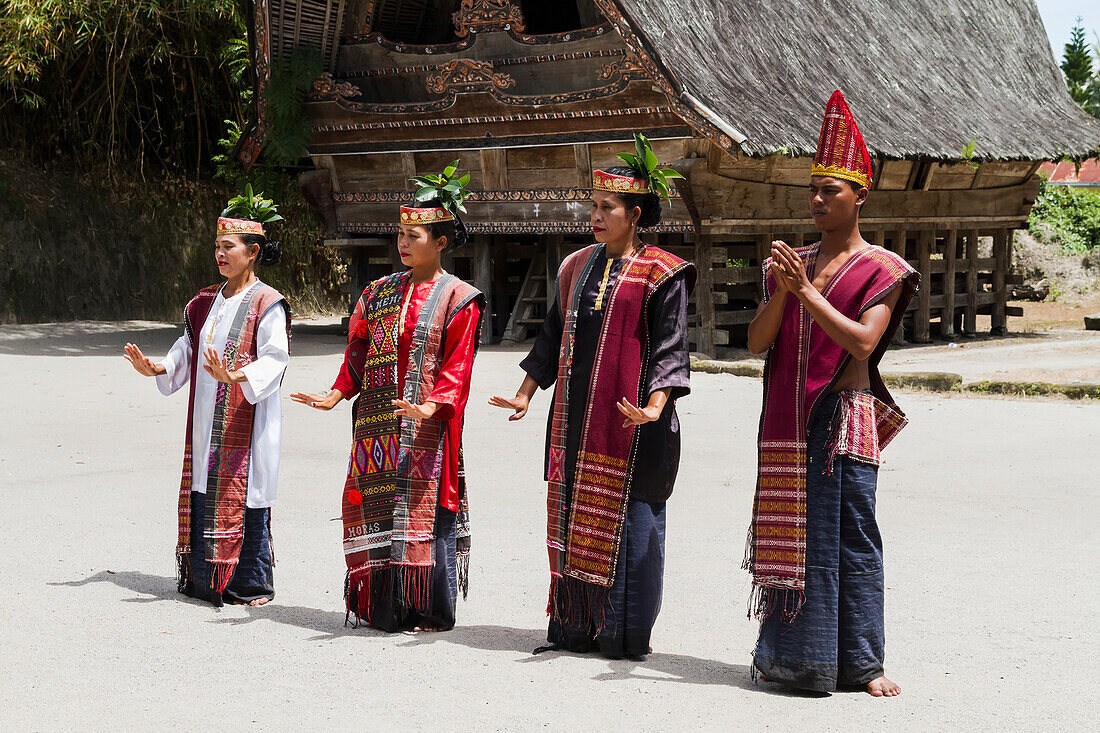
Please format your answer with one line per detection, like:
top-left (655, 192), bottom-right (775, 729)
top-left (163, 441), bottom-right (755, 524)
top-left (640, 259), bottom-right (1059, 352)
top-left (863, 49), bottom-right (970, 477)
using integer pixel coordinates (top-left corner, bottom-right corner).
top-left (175, 281), bottom-right (289, 593)
top-left (547, 243), bottom-right (693, 626)
top-left (342, 272), bottom-right (483, 625)
top-left (744, 244), bottom-right (918, 620)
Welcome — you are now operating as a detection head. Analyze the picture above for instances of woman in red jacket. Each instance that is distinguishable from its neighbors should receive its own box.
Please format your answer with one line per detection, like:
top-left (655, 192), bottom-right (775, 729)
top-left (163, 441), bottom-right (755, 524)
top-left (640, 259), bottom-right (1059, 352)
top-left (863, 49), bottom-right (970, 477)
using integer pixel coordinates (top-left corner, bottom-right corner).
top-left (293, 164), bottom-right (484, 631)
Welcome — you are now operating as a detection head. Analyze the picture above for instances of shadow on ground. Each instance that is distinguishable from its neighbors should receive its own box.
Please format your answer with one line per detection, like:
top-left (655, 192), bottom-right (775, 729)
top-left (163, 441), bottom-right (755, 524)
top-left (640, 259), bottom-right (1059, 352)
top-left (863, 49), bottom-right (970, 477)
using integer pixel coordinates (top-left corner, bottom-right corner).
top-left (51, 569), bottom-right (798, 693)
top-left (0, 322), bottom-right (182, 357)
top-left (0, 321), bottom-right (350, 358)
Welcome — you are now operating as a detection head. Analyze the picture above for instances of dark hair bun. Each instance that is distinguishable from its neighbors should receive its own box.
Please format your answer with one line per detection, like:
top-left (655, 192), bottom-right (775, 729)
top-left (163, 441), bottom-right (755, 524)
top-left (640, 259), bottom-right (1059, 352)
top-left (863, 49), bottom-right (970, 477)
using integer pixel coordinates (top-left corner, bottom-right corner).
top-left (258, 239), bottom-right (281, 266)
top-left (425, 215), bottom-right (468, 252)
top-left (636, 195), bottom-right (662, 229)
top-left (450, 217), bottom-right (469, 249)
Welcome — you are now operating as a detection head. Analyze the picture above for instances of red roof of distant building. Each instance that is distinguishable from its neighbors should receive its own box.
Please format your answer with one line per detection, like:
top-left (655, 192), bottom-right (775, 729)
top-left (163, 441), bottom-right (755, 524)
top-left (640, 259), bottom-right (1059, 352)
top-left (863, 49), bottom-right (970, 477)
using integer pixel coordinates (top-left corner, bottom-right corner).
top-left (1040, 159), bottom-right (1100, 185)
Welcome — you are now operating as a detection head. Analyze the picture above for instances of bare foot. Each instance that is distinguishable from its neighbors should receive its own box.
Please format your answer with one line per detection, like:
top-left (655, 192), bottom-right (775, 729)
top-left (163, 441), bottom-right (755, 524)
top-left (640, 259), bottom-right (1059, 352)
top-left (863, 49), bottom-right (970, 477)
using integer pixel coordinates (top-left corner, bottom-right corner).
top-left (412, 624), bottom-right (446, 632)
top-left (247, 597), bottom-right (271, 607)
top-left (867, 676), bottom-right (901, 697)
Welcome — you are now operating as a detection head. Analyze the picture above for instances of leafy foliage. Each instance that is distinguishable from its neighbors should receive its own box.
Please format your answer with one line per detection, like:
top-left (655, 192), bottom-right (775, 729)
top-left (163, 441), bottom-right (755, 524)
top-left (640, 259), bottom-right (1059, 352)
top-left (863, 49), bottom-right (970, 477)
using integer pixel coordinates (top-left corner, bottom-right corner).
top-left (1060, 18), bottom-right (1100, 117)
top-left (0, 0), bottom-right (246, 176)
top-left (221, 182), bottom-right (283, 225)
top-left (960, 139), bottom-right (979, 168)
top-left (409, 160), bottom-right (473, 217)
top-left (615, 133), bottom-right (684, 201)
top-left (1028, 177), bottom-right (1100, 254)
top-left (262, 46), bottom-right (323, 167)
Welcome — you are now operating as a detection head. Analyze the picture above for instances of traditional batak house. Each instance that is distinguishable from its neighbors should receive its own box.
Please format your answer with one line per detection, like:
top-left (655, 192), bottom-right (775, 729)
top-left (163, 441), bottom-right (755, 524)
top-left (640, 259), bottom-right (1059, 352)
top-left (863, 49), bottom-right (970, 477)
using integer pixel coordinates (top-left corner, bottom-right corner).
top-left (241, 0), bottom-right (1100, 354)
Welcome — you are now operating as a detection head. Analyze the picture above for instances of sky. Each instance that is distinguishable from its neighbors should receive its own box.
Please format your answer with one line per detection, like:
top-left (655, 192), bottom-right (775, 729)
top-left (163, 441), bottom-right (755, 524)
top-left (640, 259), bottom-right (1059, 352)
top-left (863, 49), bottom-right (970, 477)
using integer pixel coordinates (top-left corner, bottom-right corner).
top-left (1036, 0), bottom-right (1099, 63)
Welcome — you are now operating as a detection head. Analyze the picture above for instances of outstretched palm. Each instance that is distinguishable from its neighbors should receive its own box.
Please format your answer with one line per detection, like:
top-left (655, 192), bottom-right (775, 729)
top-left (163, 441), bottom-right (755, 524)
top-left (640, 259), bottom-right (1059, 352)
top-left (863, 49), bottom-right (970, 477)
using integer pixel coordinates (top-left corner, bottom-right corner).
top-left (488, 394), bottom-right (529, 421)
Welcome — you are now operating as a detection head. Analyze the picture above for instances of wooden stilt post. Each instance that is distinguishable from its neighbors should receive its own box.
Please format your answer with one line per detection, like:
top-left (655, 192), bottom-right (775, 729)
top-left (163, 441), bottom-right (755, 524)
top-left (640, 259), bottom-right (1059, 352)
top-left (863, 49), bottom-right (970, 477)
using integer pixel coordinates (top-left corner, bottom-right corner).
top-left (942, 230), bottom-right (958, 338)
top-left (964, 229), bottom-right (979, 335)
top-left (892, 230), bottom-right (908, 344)
top-left (755, 234), bottom-right (770, 303)
top-left (491, 235), bottom-right (509, 339)
top-left (914, 230), bottom-right (932, 342)
top-left (472, 236), bottom-right (492, 344)
top-left (695, 234), bottom-right (717, 356)
top-left (545, 234), bottom-right (562, 306)
top-left (992, 229), bottom-right (1008, 335)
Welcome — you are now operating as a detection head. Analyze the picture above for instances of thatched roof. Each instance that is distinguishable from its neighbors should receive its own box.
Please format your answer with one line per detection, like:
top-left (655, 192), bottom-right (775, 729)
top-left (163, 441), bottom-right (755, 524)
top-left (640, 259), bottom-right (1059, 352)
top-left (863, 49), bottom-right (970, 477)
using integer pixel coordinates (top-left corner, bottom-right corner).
top-left (614, 0), bottom-right (1100, 160)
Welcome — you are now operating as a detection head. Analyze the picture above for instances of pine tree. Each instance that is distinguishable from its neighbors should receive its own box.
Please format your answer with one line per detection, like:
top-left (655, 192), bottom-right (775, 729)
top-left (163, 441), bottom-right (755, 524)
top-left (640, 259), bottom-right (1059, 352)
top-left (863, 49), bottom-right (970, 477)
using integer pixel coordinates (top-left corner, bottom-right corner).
top-left (1061, 18), bottom-right (1093, 108)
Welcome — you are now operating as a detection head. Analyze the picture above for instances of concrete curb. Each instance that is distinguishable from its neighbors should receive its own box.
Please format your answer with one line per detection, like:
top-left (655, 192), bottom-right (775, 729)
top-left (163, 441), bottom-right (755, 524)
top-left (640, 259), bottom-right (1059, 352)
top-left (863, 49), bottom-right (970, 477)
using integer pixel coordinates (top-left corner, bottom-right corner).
top-left (688, 358), bottom-right (763, 378)
top-left (688, 358), bottom-right (964, 392)
top-left (883, 371), bottom-right (964, 391)
top-left (689, 358), bottom-right (1100, 399)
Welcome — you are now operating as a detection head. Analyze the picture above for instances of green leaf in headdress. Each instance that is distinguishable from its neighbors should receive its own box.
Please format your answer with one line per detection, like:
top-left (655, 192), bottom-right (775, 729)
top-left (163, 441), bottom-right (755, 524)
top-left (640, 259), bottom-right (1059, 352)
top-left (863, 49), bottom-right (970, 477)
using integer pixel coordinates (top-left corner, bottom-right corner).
top-left (221, 181), bottom-right (283, 225)
top-left (407, 159), bottom-right (472, 221)
top-left (611, 133), bottom-right (683, 202)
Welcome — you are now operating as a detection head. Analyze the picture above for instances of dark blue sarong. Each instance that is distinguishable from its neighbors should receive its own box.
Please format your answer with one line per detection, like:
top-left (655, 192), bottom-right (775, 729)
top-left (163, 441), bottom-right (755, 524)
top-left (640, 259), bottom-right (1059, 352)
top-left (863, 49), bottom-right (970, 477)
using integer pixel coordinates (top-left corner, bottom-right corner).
top-left (548, 499), bottom-right (667, 658)
top-left (183, 490), bottom-right (274, 607)
top-left (753, 392), bottom-right (886, 691)
top-left (361, 506), bottom-right (459, 632)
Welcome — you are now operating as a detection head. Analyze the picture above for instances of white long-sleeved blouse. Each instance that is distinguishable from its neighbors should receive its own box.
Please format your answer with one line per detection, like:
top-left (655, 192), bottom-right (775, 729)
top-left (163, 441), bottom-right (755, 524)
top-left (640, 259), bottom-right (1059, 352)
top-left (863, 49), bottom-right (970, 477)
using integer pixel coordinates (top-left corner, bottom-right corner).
top-left (155, 285), bottom-right (289, 508)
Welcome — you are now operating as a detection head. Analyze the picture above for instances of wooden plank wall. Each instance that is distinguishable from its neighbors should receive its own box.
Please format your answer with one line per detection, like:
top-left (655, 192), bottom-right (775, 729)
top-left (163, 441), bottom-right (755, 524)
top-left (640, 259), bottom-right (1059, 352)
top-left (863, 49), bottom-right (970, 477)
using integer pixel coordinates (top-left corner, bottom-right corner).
top-left (689, 227), bottom-right (1021, 356)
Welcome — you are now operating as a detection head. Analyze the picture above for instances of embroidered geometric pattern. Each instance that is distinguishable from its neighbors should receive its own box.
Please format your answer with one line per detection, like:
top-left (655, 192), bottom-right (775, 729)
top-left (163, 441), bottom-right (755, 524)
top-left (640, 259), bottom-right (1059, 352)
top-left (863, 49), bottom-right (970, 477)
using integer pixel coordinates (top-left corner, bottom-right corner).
top-left (746, 241), bottom-right (919, 622)
top-left (400, 205), bottom-right (453, 224)
top-left (216, 216), bottom-right (265, 236)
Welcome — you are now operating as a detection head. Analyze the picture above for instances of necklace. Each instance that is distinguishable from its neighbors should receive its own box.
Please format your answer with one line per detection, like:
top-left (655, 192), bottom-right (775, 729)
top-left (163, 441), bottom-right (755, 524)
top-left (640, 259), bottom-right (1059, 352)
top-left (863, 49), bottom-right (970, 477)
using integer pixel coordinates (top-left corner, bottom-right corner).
top-left (594, 243), bottom-right (640, 311)
top-left (206, 281), bottom-right (256, 346)
top-left (399, 270), bottom-right (445, 328)
top-left (593, 258), bottom-right (615, 311)
top-left (205, 296), bottom-right (230, 346)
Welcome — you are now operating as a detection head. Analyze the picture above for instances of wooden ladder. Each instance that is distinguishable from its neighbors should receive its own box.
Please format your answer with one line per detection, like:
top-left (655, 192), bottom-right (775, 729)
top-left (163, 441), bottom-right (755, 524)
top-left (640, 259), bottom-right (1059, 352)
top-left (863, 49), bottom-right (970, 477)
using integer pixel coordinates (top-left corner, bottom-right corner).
top-left (501, 253), bottom-right (548, 344)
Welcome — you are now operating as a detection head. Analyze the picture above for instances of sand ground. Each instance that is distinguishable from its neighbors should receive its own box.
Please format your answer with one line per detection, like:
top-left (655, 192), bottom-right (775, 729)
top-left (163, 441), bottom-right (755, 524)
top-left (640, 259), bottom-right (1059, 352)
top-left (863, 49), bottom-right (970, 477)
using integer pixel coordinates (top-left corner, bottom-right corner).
top-left (0, 320), bottom-right (1096, 731)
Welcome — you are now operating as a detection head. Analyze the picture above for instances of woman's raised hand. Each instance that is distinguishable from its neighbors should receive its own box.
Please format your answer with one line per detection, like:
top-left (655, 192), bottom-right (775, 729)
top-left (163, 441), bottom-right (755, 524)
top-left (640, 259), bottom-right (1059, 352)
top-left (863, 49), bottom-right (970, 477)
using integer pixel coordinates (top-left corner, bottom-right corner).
top-left (202, 346), bottom-right (242, 384)
top-left (392, 398), bottom-right (439, 420)
top-left (488, 393), bottom-right (529, 421)
top-left (290, 389), bottom-right (344, 411)
top-left (616, 397), bottom-right (661, 427)
top-left (123, 343), bottom-right (165, 377)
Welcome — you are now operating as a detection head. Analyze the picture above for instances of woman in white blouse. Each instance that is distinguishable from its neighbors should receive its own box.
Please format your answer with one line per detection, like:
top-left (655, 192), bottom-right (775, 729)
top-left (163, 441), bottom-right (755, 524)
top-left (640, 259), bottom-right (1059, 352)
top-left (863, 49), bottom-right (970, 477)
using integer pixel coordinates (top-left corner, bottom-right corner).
top-left (124, 191), bottom-right (290, 607)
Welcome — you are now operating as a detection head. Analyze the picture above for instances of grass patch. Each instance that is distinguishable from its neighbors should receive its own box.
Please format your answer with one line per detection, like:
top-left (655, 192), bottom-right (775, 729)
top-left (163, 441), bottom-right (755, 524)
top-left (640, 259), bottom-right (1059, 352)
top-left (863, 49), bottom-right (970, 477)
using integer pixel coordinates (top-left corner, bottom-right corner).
top-left (1028, 178), bottom-right (1100, 255)
top-left (964, 380), bottom-right (1100, 399)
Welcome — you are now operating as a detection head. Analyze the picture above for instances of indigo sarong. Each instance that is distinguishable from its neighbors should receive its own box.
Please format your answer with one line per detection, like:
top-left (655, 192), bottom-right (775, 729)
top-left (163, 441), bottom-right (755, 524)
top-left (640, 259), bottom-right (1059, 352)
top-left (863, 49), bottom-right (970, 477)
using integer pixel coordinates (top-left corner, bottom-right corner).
top-left (183, 490), bottom-right (274, 607)
top-left (753, 392), bottom-right (885, 691)
top-left (362, 507), bottom-right (459, 632)
top-left (548, 499), bottom-right (666, 658)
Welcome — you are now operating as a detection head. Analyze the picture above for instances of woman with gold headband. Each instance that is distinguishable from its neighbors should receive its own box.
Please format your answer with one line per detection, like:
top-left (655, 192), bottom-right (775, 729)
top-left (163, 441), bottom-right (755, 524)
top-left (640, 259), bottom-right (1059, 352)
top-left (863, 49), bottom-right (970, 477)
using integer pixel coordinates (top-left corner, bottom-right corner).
top-left (490, 135), bottom-right (696, 658)
top-left (292, 162), bottom-right (484, 632)
top-left (123, 186), bottom-right (290, 608)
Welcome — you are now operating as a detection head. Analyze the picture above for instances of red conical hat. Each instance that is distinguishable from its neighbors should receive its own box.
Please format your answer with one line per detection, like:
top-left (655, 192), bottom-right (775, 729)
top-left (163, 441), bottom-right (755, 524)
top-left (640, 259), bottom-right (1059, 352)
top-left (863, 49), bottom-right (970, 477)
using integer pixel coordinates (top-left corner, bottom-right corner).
top-left (811, 90), bottom-right (873, 188)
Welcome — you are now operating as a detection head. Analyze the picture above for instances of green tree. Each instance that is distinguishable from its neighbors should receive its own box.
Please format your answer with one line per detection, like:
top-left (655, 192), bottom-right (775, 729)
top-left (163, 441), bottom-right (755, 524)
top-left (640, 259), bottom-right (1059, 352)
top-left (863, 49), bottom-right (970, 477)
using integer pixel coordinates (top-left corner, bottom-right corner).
top-left (1062, 19), bottom-right (1092, 100)
top-left (0, 1), bottom-right (246, 177)
top-left (1061, 18), bottom-right (1098, 115)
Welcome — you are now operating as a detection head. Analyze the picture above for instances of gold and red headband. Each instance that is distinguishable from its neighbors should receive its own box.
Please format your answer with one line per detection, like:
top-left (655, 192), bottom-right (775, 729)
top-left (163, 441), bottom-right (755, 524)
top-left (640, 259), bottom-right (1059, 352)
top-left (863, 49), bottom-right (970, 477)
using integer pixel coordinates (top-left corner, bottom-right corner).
top-left (399, 205), bottom-right (454, 225)
top-left (217, 217), bottom-right (265, 237)
top-left (592, 168), bottom-right (650, 194)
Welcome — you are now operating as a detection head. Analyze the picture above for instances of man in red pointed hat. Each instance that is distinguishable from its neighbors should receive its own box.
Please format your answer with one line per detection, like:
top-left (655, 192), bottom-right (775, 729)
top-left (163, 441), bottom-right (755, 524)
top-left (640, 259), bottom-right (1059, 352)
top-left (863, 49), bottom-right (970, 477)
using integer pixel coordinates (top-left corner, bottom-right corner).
top-left (743, 90), bottom-right (920, 696)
